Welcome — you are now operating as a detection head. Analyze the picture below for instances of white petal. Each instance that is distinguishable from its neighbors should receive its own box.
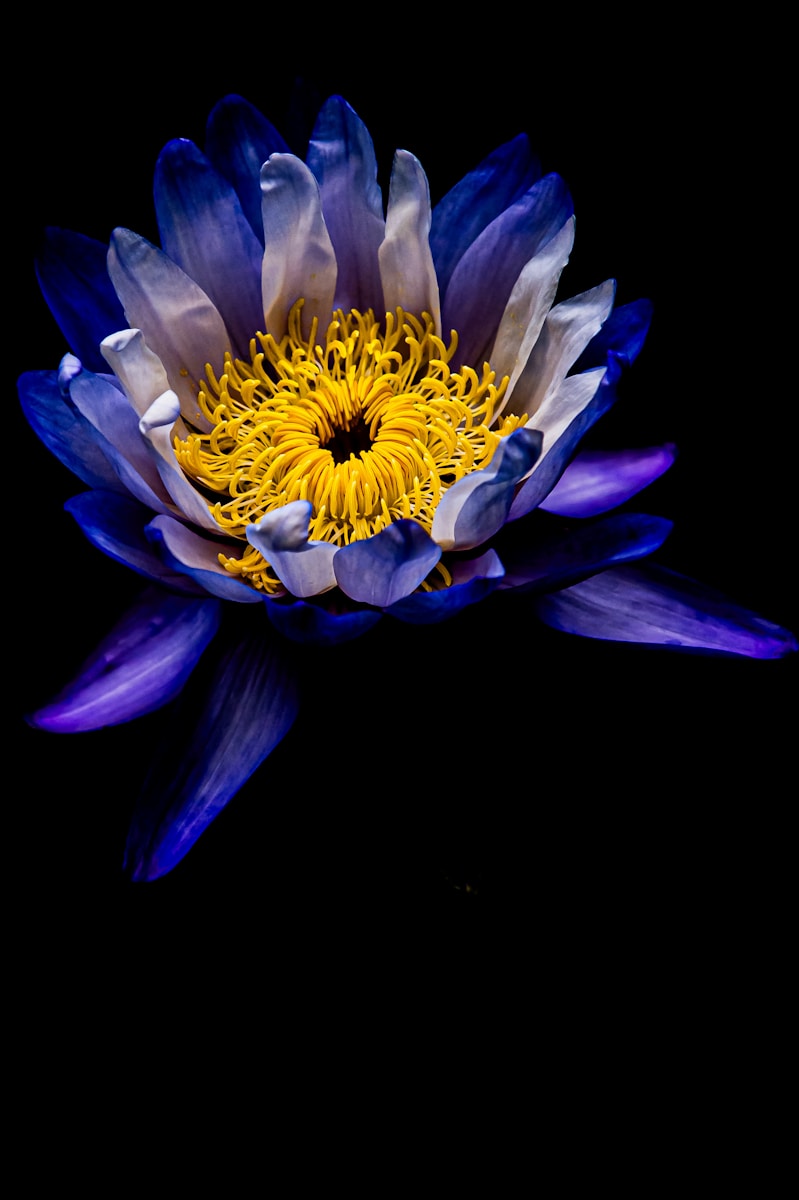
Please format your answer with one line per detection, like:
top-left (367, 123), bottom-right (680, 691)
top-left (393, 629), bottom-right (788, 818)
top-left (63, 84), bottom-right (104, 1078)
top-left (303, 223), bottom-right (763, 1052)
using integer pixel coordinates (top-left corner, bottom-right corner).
top-left (101, 328), bottom-right (172, 419)
top-left (246, 501), bottom-right (338, 597)
top-left (378, 150), bottom-right (441, 332)
top-left (139, 391), bottom-right (225, 533)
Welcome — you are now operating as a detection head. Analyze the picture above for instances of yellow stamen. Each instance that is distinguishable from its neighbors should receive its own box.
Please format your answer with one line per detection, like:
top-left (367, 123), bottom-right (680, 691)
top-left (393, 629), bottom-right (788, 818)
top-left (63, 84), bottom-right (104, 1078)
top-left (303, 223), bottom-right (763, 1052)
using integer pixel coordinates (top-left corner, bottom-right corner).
top-left (174, 300), bottom-right (526, 594)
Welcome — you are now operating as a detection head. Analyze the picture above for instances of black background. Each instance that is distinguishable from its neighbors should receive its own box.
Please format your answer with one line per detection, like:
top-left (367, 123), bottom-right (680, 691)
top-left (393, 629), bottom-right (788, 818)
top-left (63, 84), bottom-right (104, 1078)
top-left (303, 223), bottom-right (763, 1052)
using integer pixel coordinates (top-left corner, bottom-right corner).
top-left (8, 23), bottom-right (795, 993)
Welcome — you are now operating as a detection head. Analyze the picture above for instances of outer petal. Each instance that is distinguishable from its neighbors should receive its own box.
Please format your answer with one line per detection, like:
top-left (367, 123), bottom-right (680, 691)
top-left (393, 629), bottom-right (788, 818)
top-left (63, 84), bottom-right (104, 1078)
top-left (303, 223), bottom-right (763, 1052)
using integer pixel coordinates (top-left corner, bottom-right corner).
top-left (333, 519), bottom-right (441, 607)
top-left (153, 139), bottom-right (265, 359)
top-left (430, 134), bottom-right (541, 297)
top-left (387, 548), bottom-right (505, 624)
top-left (265, 596), bottom-right (383, 646)
top-left (66, 491), bottom-right (202, 592)
top-left (378, 150), bottom-right (441, 332)
top-left (431, 427), bottom-right (543, 551)
top-left (246, 501), bottom-right (338, 597)
top-left (575, 298), bottom-right (654, 371)
top-left (205, 94), bottom-right (290, 242)
top-left (124, 623), bottom-right (300, 881)
top-left (18, 367), bottom-right (123, 492)
top-left (35, 228), bottom-right (127, 372)
top-left (27, 589), bottom-right (221, 732)
top-left (146, 513), bottom-right (263, 603)
top-left (306, 95), bottom-right (385, 314)
top-left (107, 227), bottom-right (229, 427)
top-left (536, 563), bottom-right (798, 659)
top-left (539, 445), bottom-right (677, 517)
top-left (260, 154), bottom-right (337, 341)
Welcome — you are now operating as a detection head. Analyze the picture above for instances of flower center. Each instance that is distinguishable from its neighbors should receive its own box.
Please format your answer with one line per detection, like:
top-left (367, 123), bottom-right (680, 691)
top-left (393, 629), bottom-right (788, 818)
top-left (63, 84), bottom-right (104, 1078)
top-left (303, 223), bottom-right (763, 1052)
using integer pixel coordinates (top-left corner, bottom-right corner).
top-left (174, 300), bottom-right (526, 593)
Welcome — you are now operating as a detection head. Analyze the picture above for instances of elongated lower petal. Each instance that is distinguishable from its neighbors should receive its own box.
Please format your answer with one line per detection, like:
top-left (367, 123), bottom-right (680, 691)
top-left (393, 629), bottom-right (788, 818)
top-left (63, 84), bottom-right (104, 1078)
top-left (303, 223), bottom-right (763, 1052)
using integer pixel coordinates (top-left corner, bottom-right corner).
top-left (536, 563), bottom-right (798, 658)
top-left (28, 589), bottom-right (221, 732)
top-left (539, 445), bottom-right (677, 517)
top-left (333, 519), bottom-right (441, 606)
top-left (124, 624), bottom-right (300, 881)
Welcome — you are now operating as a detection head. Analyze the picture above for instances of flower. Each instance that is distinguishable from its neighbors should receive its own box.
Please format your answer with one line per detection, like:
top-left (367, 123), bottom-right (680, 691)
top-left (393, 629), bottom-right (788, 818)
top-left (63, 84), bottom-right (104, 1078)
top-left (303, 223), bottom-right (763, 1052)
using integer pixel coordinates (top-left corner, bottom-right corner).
top-left (19, 92), bottom-right (796, 881)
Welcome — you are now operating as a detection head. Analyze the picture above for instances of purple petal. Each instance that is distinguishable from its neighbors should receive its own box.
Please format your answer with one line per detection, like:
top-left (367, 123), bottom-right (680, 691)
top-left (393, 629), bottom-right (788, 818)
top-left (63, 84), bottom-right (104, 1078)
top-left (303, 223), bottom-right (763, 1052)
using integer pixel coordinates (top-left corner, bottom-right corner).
top-left (387, 549), bottom-right (505, 624)
top-left (146, 514), bottom-right (262, 603)
top-left (535, 563), bottom-right (798, 659)
top-left (265, 595), bottom-right (383, 645)
top-left (28, 589), bottom-right (221, 732)
top-left (35, 228), bottom-right (127, 372)
top-left (496, 512), bottom-right (673, 592)
top-left (18, 368), bottom-right (123, 492)
top-left (204, 94), bottom-right (290, 242)
top-left (539, 445), bottom-right (677, 517)
top-left (334, 520), bottom-right (441, 607)
top-left (246, 502), bottom-right (338, 597)
top-left (154, 139), bottom-right (265, 359)
top-left (124, 624), bottom-right (300, 880)
top-left (575, 298), bottom-right (654, 371)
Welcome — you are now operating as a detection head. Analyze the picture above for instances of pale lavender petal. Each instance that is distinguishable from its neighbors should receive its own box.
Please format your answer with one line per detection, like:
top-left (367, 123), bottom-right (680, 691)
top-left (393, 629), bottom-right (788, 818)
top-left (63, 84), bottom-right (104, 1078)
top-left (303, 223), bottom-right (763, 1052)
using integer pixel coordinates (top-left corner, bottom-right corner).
top-left (138, 391), bottom-right (225, 532)
top-left (100, 328), bottom-right (171, 419)
top-left (540, 445), bottom-right (678, 518)
top-left (333, 520), bottom-right (441, 607)
top-left (146, 513), bottom-right (263, 603)
top-left (378, 150), bottom-right (440, 332)
top-left (246, 501), bottom-right (338, 597)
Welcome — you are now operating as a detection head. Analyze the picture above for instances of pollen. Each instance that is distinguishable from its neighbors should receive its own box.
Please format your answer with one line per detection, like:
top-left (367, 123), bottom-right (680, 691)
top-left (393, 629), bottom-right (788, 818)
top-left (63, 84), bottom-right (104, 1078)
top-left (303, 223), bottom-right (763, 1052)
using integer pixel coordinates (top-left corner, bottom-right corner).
top-left (174, 300), bottom-right (526, 592)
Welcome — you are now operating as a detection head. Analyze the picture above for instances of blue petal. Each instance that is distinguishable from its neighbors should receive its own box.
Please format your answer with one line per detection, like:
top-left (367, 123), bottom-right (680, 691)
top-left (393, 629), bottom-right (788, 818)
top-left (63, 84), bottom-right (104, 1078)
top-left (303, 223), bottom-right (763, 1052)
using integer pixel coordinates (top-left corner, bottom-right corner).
top-left (246, 501), bottom-right (338, 597)
top-left (333, 520), bottom-right (441, 606)
top-left (496, 512), bottom-right (673, 592)
top-left (35, 228), bottom-right (127, 372)
top-left (123, 624), bottom-right (300, 881)
top-left (306, 95), bottom-right (385, 314)
top-left (430, 134), bottom-right (540, 297)
top-left (204, 94), bottom-right (290, 242)
top-left (265, 595), bottom-right (383, 645)
top-left (539, 445), bottom-right (677, 518)
top-left (146, 514), bottom-right (262, 603)
top-left (576, 298), bottom-right (654, 371)
top-left (387, 549), bottom-right (505, 624)
top-left (535, 563), bottom-right (798, 659)
top-left (18, 367), bottom-right (124, 492)
top-left (28, 589), bottom-right (221, 732)
top-left (66, 490), bottom-right (202, 592)
top-left (442, 173), bottom-right (574, 371)
top-left (154, 138), bottom-right (265, 359)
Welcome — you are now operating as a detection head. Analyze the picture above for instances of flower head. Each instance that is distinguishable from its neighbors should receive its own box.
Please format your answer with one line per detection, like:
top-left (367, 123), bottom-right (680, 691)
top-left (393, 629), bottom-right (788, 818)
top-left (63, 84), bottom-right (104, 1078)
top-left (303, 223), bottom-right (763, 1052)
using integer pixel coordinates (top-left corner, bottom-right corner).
top-left (19, 92), bottom-right (796, 880)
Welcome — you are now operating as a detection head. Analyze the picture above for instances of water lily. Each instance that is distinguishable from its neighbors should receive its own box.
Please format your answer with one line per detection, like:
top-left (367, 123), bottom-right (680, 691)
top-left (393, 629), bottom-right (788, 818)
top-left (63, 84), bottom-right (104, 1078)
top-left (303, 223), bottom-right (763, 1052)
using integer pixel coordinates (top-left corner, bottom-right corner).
top-left (19, 92), bottom-right (796, 881)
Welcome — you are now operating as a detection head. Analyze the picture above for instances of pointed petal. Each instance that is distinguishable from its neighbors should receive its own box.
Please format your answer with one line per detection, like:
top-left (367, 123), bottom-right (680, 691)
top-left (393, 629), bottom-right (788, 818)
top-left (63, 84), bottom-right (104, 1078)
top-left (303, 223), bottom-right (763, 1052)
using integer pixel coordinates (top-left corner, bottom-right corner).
top-left (443, 173), bottom-right (573, 370)
top-left (265, 595), bottom-right (383, 646)
top-left (100, 328), bottom-right (171, 419)
top-left (66, 491), bottom-right (201, 591)
top-left (496, 512), bottom-right (673, 592)
top-left (387, 548), bottom-right (505, 624)
top-left (540, 445), bottom-right (677, 517)
top-left (536, 563), bottom-right (799, 659)
top-left (107, 227), bottom-right (229, 426)
top-left (246, 501), bottom-right (338, 597)
top-left (379, 150), bottom-right (440, 332)
top-left (432, 427), bottom-right (543, 551)
top-left (154, 139), bottom-right (264, 357)
top-left (124, 624), bottom-right (300, 881)
top-left (18, 367), bottom-right (122, 492)
top-left (35, 228), bottom-right (127, 372)
top-left (28, 589), bottom-right (221, 732)
top-left (333, 519), bottom-right (441, 606)
top-left (306, 95), bottom-right (385, 314)
top-left (260, 154), bottom-right (337, 341)
top-left (146, 513), bottom-right (262, 603)
top-left (430, 134), bottom-right (541, 297)
top-left (205, 94), bottom-right (290, 241)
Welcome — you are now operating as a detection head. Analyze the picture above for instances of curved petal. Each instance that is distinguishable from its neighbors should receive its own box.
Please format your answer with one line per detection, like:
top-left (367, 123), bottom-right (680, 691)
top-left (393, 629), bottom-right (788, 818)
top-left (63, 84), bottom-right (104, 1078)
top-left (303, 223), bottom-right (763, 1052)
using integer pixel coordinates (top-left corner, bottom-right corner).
top-left (124, 623), bottom-right (300, 881)
top-left (27, 588), bottom-right (221, 732)
top-left (35, 228), bottom-right (127, 372)
top-left (430, 133), bottom-right (541, 296)
top-left (100, 328), bottom-right (171, 419)
top-left (66, 491), bottom-right (202, 591)
top-left (387, 548), bottom-right (505, 624)
top-left (540, 445), bottom-right (677, 517)
top-left (432, 427), bottom-right (543, 551)
top-left (265, 595), bottom-right (383, 646)
top-left (496, 512), bottom-right (673, 592)
top-left (306, 95), bottom-right (385, 314)
top-left (107, 227), bottom-right (229, 427)
top-left (260, 153), bottom-right (337, 341)
top-left (146, 513), bottom-right (263, 603)
top-left (154, 138), bottom-right (264, 358)
top-left (575, 298), bottom-right (654, 372)
top-left (205, 94), bottom-right (290, 241)
top-left (378, 150), bottom-right (440, 332)
top-left (333, 519), bottom-right (441, 607)
top-left (443, 173), bottom-right (573, 371)
top-left (138, 391), bottom-right (225, 532)
top-left (18, 367), bottom-right (123, 492)
top-left (535, 563), bottom-right (799, 659)
top-left (246, 501), bottom-right (338, 597)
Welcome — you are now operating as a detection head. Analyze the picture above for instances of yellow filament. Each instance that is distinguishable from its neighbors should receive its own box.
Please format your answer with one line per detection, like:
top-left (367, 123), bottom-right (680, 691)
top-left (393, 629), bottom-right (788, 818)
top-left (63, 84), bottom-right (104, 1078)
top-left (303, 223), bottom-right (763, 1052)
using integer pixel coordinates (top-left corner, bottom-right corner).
top-left (174, 300), bottom-right (526, 593)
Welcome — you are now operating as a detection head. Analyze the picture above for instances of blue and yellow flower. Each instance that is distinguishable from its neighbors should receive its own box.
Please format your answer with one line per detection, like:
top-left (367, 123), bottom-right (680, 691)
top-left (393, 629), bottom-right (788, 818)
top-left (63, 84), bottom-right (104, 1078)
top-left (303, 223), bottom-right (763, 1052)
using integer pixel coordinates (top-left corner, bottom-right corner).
top-left (19, 93), bottom-right (796, 879)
